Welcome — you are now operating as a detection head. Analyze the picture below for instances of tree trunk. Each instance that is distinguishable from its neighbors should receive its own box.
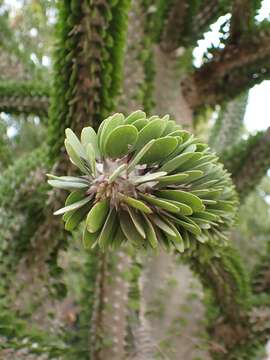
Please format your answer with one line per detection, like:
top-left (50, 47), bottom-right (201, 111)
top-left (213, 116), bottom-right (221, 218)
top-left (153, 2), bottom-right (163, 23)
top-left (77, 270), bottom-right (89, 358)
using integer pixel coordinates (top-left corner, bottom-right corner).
top-left (142, 45), bottom-right (210, 360)
top-left (90, 251), bottom-right (131, 360)
top-left (90, 1), bottom-right (147, 358)
top-left (154, 46), bottom-right (193, 127)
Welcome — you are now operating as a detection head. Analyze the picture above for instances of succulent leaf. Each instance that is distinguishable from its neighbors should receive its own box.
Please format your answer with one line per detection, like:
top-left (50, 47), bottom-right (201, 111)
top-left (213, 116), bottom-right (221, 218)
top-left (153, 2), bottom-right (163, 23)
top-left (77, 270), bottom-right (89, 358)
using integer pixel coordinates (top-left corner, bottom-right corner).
top-left (121, 195), bottom-right (153, 214)
top-left (124, 110), bottom-right (146, 124)
top-left (127, 207), bottom-right (146, 239)
top-left (54, 196), bottom-right (92, 215)
top-left (83, 228), bottom-right (99, 250)
top-left (86, 143), bottom-right (96, 175)
top-left (134, 118), bottom-right (166, 150)
top-left (64, 140), bottom-right (89, 174)
top-left (98, 208), bottom-right (117, 249)
top-left (65, 204), bottom-right (91, 231)
top-left (65, 128), bottom-right (86, 159)
top-left (133, 118), bottom-right (148, 130)
top-left (120, 211), bottom-right (145, 246)
top-left (86, 199), bottom-right (110, 233)
top-left (104, 124), bottom-right (138, 158)
top-left (140, 193), bottom-right (180, 213)
top-left (99, 113), bottom-right (124, 155)
top-left (140, 136), bottom-right (178, 164)
top-left (81, 127), bottom-right (100, 158)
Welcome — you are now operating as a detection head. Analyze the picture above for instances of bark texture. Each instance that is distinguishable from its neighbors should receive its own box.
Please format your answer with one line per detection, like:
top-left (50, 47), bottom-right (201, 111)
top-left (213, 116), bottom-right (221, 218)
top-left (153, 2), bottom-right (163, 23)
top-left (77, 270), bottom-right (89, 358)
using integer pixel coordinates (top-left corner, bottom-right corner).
top-left (90, 251), bottom-right (131, 360)
top-left (154, 46), bottom-right (193, 127)
top-left (142, 43), bottom-right (209, 360)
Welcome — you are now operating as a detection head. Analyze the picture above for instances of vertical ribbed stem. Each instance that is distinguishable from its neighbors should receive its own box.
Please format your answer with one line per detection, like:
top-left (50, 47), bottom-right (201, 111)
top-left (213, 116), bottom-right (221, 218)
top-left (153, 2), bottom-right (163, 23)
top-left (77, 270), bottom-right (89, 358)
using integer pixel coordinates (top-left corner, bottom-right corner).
top-left (129, 266), bottom-right (156, 360)
top-left (90, 1), bottom-right (147, 358)
top-left (90, 251), bottom-right (131, 360)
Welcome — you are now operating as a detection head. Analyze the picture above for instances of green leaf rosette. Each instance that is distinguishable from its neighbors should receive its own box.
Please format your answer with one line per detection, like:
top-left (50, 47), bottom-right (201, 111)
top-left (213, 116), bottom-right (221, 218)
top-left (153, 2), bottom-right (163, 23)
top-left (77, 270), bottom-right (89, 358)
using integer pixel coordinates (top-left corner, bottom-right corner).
top-left (47, 111), bottom-right (238, 251)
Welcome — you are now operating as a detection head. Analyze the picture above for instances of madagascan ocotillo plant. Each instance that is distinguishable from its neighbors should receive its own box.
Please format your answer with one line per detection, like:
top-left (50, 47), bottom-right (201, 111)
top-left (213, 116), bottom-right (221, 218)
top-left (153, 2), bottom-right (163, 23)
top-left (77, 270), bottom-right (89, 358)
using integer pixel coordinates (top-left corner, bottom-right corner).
top-left (48, 111), bottom-right (237, 251)
top-left (1, 1), bottom-right (270, 359)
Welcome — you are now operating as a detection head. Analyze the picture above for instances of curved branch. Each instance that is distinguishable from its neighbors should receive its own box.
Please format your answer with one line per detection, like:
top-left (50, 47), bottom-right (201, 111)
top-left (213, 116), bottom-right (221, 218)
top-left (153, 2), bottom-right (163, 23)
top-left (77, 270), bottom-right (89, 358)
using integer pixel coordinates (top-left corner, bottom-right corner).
top-left (221, 127), bottom-right (270, 198)
top-left (208, 93), bottom-right (247, 153)
top-left (0, 81), bottom-right (49, 116)
top-left (182, 23), bottom-right (270, 109)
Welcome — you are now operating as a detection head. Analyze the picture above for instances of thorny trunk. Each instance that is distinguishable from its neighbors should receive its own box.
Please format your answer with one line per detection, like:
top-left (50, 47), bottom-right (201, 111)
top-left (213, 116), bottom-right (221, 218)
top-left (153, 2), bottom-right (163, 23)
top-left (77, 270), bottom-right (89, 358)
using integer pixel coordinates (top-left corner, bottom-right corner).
top-left (90, 251), bottom-right (131, 360)
top-left (90, 1), bottom-right (146, 359)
